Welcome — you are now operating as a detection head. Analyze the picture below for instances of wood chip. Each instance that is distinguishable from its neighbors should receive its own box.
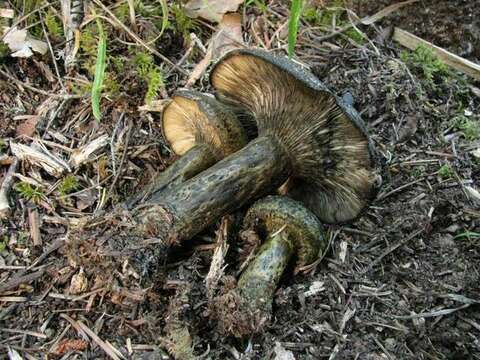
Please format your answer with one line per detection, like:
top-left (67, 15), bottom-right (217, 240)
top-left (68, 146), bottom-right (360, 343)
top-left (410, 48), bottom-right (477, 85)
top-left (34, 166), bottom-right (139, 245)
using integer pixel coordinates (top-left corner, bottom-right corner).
top-left (28, 207), bottom-right (42, 247)
top-left (10, 142), bottom-right (68, 176)
top-left (70, 135), bottom-right (109, 167)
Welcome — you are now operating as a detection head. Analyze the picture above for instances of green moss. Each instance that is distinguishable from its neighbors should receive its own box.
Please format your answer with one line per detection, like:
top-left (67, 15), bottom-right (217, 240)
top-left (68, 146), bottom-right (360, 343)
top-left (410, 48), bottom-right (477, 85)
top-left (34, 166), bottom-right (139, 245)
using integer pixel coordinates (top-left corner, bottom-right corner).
top-left (58, 175), bottom-right (80, 195)
top-left (0, 236), bottom-right (6, 252)
top-left (79, 24), bottom-right (99, 76)
top-left (411, 165), bottom-right (426, 178)
top-left (245, 0), bottom-right (268, 13)
top-left (114, 1), bottom-right (131, 23)
top-left (401, 45), bottom-right (450, 83)
top-left (45, 9), bottom-right (63, 39)
top-left (302, 3), bottom-right (364, 44)
top-left (134, 52), bottom-right (165, 104)
top-left (170, 4), bottom-right (199, 43)
top-left (15, 182), bottom-right (45, 203)
top-left (438, 164), bottom-right (454, 179)
top-left (453, 116), bottom-right (480, 141)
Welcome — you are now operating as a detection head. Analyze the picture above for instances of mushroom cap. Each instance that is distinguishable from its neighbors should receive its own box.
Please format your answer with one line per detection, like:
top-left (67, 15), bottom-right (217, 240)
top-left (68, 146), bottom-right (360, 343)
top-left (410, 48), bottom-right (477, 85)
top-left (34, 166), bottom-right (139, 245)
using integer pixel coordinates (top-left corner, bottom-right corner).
top-left (244, 195), bottom-right (326, 266)
top-left (210, 49), bottom-right (375, 223)
top-left (162, 90), bottom-right (248, 160)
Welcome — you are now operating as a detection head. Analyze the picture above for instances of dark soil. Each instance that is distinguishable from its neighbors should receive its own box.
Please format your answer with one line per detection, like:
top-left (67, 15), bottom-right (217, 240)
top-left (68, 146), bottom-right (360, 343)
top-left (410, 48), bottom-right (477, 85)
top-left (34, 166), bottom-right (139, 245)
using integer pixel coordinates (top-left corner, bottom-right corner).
top-left (1, 1), bottom-right (479, 359)
top-left (349, 0), bottom-right (480, 62)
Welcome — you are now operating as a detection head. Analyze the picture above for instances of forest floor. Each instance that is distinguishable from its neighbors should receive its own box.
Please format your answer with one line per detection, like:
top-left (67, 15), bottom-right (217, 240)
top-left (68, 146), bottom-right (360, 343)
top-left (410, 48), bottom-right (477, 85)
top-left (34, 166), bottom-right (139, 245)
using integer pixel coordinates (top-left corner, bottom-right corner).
top-left (0, 0), bottom-right (479, 359)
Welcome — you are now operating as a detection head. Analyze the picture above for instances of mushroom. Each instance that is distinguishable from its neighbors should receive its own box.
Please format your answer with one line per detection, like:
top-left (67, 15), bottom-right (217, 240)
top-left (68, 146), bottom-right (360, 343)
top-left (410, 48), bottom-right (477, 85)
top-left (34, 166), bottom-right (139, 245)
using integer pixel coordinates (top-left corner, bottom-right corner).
top-left (125, 90), bottom-right (248, 208)
top-left (212, 195), bottom-right (326, 337)
top-left (133, 49), bottom-right (373, 255)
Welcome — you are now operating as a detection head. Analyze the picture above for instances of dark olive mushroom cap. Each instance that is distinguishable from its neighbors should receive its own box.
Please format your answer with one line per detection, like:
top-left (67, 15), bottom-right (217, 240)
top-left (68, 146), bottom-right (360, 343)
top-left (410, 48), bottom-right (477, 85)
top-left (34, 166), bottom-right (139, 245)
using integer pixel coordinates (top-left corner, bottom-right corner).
top-left (210, 49), bottom-right (375, 223)
top-left (244, 195), bottom-right (326, 266)
top-left (162, 90), bottom-right (248, 160)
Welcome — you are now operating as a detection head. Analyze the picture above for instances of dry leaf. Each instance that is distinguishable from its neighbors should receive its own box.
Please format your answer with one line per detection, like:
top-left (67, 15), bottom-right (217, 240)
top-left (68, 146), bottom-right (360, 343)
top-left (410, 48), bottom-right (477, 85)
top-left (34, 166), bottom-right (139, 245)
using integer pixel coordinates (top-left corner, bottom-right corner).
top-left (185, 0), bottom-right (243, 23)
top-left (0, 8), bottom-right (14, 18)
top-left (69, 268), bottom-right (88, 294)
top-left (186, 13), bottom-right (243, 87)
top-left (212, 12), bottom-right (243, 57)
top-left (2, 26), bottom-right (48, 58)
top-left (16, 116), bottom-right (39, 137)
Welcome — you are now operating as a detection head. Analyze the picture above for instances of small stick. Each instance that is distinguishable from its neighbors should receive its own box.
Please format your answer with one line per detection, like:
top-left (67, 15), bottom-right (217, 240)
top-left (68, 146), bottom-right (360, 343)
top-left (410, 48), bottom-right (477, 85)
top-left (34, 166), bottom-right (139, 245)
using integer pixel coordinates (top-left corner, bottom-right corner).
top-left (0, 268), bottom-right (46, 293)
top-left (28, 207), bottom-right (42, 247)
top-left (362, 228), bottom-right (424, 273)
top-left (0, 158), bottom-right (19, 219)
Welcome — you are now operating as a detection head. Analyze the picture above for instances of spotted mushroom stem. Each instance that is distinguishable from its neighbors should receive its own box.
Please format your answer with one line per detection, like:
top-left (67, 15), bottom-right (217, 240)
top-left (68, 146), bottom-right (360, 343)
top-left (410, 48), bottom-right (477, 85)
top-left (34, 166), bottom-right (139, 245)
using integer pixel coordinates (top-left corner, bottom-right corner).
top-left (212, 196), bottom-right (326, 337)
top-left (135, 135), bottom-right (290, 244)
top-left (236, 231), bottom-right (294, 316)
top-left (123, 143), bottom-right (216, 209)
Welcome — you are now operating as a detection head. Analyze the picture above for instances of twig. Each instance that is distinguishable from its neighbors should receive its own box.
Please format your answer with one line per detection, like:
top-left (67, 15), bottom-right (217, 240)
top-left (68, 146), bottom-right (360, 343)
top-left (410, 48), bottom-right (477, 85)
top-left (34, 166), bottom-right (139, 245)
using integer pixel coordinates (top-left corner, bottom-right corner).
top-left (0, 268), bottom-right (47, 293)
top-left (0, 328), bottom-right (47, 339)
top-left (376, 177), bottom-right (426, 201)
top-left (28, 207), bottom-right (42, 247)
top-left (0, 68), bottom-right (83, 99)
top-left (393, 27), bottom-right (480, 80)
top-left (39, 11), bottom-right (66, 92)
top-left (362, 228), bottom-right (424, 273)
top-left (106, 119), bottom-right (132, 202)
top-left (0, 157), bottom-right (18, 219)
top-left (390, 304), bottom-right (470, 319)
top-left (76, 320), bottom-right (125, 360)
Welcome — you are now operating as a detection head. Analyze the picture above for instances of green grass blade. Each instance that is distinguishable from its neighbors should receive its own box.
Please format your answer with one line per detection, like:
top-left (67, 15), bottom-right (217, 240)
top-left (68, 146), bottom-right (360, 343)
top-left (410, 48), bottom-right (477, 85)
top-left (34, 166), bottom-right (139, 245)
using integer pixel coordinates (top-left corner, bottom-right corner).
top-left (158, 0), bottom-right (169, 37)
top-left (91, 18), bottom-right (107, 121)
top-left (288, 0), bottom-right (303, 58)
top-left (453, 232), bottom-right (480, 240)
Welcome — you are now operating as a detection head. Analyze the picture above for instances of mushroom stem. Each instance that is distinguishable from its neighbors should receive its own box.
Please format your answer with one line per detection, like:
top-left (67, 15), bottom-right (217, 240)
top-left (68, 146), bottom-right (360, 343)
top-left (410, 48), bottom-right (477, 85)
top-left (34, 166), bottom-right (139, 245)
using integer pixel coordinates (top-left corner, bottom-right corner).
top-left (124, 144), bottom-right (216, 209)
top-left (134, 136), bottom-right (290, 244)
top-left (236, 231), bottom-right (294, 314)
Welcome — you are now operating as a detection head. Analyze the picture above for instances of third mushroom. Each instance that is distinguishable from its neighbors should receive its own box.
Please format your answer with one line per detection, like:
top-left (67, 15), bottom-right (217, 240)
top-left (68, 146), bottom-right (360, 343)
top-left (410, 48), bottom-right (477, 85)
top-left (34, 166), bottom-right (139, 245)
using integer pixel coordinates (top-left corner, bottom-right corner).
top-left (212, 195), bottom-right (327, 337)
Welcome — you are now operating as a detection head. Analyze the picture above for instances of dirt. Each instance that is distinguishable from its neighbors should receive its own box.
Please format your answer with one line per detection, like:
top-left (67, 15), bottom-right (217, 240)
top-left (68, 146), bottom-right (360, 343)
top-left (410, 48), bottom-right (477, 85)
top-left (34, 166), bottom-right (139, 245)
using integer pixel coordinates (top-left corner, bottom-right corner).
top-left (1, 1), bottom-right (479, 359)
top-left (348, 0), bottom-right (480, 62)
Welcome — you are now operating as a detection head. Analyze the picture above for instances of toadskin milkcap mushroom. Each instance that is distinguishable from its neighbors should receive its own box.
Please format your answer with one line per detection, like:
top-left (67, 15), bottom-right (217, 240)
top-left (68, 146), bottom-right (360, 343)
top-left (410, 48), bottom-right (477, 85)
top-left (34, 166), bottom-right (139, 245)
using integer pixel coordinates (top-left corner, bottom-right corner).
top-left (125, 90), bottom-right (248, 208)
top-left (210, 48), bottom-right (374, 223)
top-left (134, 49), bottom-right (373, 249)
top-left (213, 196), bottom-right (326, 337)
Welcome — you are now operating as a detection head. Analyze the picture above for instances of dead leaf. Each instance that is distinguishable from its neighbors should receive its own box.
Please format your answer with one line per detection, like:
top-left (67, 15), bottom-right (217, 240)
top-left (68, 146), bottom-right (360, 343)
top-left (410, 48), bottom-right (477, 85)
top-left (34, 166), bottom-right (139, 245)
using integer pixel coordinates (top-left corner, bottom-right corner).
top-left (184, 0), bottom-right (243, 23)
top-left (0, 8), bottom-right (14, 18)
top-left (69, 268), bottom-right (88, 294)
top-left (2, 26), bottom-right (48, 58)
top-left (16, 116), bottom-right (39, 137)
top-left (186, 13), bottom-right (243, 87)
top-left (212, 13), bottom-right (243, 57)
